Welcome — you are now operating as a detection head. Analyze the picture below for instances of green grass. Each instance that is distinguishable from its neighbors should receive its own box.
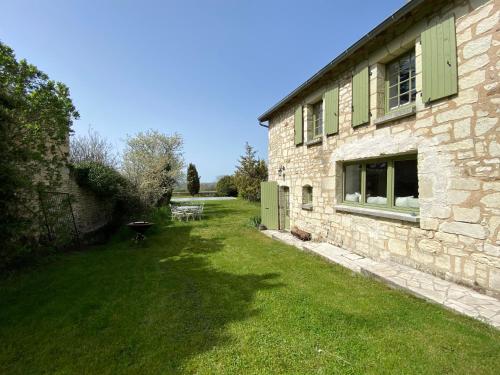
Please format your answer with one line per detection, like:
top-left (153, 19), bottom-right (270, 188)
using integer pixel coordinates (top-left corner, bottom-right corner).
top-left (1, 199), bottom-right (499, 374)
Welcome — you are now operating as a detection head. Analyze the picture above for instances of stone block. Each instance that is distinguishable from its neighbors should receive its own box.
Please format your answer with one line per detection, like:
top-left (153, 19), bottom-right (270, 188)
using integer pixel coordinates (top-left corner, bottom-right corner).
top-left (447, 190), bottom-right (471, 204)
top-left (388, 239), bottom-right (407, 256)
top-left (418, 239), bottom-right (441, 254)
top-left (463, 35), bottom-right (492, 59)
top-left (453, 118), bottom-right (471, 139)
top-left (475, 117), bottom-right (497, 136)
top-left (440, 221), bottom-right (488, 239)
top-left (435, 105), bottom-right (473, 123)
top-left (476, 11), bottom-right (499, 34)
top-left (448, 178), bottom-right (480, 190)
top-left (484, 243), bottom-right (500, 257)
top-left (480, 192), bottom-right (500, 209)
top-left (453, 206), bottom-right (481, 223)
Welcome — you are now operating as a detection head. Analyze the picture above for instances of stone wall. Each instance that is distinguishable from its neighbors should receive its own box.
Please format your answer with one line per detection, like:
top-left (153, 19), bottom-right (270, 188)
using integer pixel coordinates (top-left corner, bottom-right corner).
top-left (267, 0), bottom-right (500, 296)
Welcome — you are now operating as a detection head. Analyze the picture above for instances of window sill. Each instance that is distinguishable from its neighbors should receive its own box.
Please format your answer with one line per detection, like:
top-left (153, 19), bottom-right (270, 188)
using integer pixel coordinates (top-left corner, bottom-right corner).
top-left (374, 105), bottom-right (416, 126)
top-left (334, 204), bottom-right (419, 223)
top-left (302, 204), bottom-right (313, 211)
top-left (306, 138), bottom-right (322, 146)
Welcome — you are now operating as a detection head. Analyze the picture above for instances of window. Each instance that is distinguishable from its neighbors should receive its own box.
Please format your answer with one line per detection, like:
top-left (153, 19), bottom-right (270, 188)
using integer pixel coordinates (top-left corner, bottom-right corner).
top-left (311, 100), bottom-right (323, 139)
top-left (386, 50), bottom-right (416, 112)
top-left (343, 155), bottom-right (419, 212)
top-left (344, 164), bottom-right (361, 202)
top-left (302, 185), bottom-right (313, 210)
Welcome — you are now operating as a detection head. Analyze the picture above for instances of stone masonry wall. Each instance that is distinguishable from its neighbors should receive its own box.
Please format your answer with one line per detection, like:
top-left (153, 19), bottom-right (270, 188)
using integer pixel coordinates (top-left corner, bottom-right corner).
top-left (267, 0), bottom-right (500, 296)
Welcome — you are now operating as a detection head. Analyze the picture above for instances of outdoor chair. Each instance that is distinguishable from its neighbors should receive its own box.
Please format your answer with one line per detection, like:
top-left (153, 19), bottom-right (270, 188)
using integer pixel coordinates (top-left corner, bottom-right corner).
top-left (194, 204), bottom-right (204, 220)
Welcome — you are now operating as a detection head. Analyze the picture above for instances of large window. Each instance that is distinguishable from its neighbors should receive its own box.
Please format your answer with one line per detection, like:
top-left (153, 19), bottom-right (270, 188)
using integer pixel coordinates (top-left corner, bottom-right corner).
top-left (343, 155), bottom-right (419, 212)
top-left (312, 100), bottom-right (323, 139)
top-left (386, 50), bottom-right (416, 112)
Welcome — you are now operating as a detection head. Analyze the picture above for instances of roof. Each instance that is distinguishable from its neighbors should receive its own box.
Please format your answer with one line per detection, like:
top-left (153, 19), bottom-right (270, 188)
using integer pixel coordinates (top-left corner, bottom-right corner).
top-left (257, 0), bottom-right (426, 123)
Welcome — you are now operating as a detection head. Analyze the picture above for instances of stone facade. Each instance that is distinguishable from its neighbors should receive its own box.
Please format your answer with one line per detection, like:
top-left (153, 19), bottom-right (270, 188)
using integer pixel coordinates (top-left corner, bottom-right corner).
top-left (265, 0), bottom-right (500, 296)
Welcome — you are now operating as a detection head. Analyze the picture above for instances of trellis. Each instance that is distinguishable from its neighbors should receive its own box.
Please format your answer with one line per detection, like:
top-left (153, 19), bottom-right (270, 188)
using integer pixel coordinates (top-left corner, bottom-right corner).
top-left (39, 191), bottom-right (80, 248)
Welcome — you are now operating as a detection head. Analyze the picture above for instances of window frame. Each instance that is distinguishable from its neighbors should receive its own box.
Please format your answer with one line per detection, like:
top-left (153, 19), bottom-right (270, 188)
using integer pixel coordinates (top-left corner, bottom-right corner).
top-left (385, 49), bottom-right (417, 114)
top-left (302, 185), bottom-right (313, 211)
top-left (342, 154), bottom-right (419, 214)
top-left (311, 100), bottom-right (323, 139)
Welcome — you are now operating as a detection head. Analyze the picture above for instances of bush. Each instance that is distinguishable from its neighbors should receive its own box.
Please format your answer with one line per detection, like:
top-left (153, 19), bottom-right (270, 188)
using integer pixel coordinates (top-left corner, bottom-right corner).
top-left (248, 215), bottom-right (261, 228)
top-left (216, 175), bottom-right (238, 197)
top-left (72, 161), bottom-right (125, 198)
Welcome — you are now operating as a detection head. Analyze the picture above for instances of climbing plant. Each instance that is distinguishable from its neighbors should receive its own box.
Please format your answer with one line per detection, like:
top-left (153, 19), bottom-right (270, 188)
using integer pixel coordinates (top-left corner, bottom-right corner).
top-left (0, 41), bottom-right (79, 268)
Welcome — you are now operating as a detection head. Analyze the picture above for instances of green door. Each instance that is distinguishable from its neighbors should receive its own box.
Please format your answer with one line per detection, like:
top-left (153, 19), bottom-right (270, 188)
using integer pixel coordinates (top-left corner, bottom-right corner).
top-left (261, 181), bottom-right (279, 230)
top-left (279, 186), bottom-right (290, 230)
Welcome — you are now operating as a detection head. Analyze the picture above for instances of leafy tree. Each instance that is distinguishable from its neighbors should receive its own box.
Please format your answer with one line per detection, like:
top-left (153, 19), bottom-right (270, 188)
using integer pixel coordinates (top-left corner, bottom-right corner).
top-left (234, 143), bottom-right (268, 202)
top-left (187, 163), bottom-right (200, 196)
top-left (122, 129), bottom-right (184, 207)
top-left (0, 41), bottom-right (79, 268)
top-left (70, 126), bottom-right (117, 167)
top-left (216, 175), bottom-right (238, 197)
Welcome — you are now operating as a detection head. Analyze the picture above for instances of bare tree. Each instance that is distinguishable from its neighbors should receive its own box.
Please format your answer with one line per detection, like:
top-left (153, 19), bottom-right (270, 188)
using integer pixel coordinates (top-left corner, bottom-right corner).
top-left (70, 126), bottom-right (117, 167)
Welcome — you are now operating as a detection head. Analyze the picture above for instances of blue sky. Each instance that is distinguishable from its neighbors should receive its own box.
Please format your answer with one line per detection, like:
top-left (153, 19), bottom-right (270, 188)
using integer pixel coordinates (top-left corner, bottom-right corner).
top-left (1, 0), bottom-right (404, 181)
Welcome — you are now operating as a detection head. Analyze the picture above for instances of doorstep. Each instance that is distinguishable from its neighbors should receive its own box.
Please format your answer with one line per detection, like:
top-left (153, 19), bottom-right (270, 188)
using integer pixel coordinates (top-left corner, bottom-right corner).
top-left (262, 230), bottom-right (500, 329)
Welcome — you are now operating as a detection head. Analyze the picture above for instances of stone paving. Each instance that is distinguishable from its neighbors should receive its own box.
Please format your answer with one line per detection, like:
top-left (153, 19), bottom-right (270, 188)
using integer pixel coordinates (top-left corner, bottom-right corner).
top-left (262, 230), bottom-right (500, 329)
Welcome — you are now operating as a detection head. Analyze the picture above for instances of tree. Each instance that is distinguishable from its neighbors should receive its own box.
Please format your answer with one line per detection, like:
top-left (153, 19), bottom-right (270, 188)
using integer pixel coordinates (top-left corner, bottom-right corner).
top-left (70, 126), bottom-right (117, 167)
top-left (186, 163), bottom-right (200, 196)
top-left (234, 143), bottom-right (268, 202)
top-left (122, 129), bottom-right (184, 207)
top-left (216, 175), bottom-right (238, 197)
top-left (0, 41), bottom-right (79, 268)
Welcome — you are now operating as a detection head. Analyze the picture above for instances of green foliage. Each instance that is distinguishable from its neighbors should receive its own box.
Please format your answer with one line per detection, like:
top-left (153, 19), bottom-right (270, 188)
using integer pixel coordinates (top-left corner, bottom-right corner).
top-left (0, 41), bottom-right (79, 269)
top-left (72, 161), bottom-right (125, 198)
top-left (186, 163), bottom-right (200, 196)
top-left (122, 129), bottom-right (184, 207)
top-left (234, 143), bottom-right (268, 202)
top-left (216, 175), bottom-right (238, 197)
top-left (248, 215), bottom-right (262, 228)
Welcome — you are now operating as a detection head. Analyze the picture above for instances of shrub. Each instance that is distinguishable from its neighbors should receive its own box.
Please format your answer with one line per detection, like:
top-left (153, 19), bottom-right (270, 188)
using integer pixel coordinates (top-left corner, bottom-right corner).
top-left (248, 216), bottom-right (262, 228)
top-left (72, 161), bottom-right (125, 198)
top-left (216, 175), bottom-right (238, 197)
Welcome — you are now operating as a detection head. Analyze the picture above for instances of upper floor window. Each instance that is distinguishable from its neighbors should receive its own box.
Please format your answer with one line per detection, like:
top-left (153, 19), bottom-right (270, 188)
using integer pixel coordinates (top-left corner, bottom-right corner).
top-left (312, 100), bottom-right (323, 139)
top-left (386, 50), bottom-right (416, 112)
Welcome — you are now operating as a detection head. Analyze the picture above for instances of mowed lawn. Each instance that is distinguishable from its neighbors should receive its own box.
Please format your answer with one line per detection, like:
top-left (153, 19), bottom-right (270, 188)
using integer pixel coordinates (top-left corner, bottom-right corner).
top-left (1, 200), bottom-right (499, 374)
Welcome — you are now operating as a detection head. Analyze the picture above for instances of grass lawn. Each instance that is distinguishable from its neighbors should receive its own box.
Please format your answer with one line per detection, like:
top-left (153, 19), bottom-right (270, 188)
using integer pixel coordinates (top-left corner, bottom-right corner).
top-left (1, 200), bottom-right (499, 374)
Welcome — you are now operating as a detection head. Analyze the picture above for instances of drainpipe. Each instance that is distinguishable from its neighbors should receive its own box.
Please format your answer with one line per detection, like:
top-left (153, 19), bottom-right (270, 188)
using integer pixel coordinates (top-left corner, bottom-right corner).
top-left (259, 121), bottom-right (269, 128)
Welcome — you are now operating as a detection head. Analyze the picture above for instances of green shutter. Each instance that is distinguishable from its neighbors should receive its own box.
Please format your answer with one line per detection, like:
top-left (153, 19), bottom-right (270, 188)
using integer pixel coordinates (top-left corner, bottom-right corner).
top-left (352, 64), bottom-right (369, 127)
top-left (294, 106), bottom-right (303, 145)
top-left (324, 85), bottom-right (339, 135)
top-left (261, 181), bottom-right (279, 230)
top-left (422, 15), bottom-right (458, 103)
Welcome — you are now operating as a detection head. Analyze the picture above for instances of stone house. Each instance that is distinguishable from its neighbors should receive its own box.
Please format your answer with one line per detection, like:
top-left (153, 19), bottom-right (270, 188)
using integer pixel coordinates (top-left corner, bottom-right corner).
top-left (258, 0), bottom-right (499, 297)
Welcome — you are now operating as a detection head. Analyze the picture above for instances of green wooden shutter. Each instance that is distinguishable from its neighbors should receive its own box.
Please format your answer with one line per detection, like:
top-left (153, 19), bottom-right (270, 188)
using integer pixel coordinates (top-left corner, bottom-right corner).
top-left (261, 181), bottom-right (279, 230)
top-left (352, 64), bottom-right (369, 127)
top-left (294, 106), bottom-right (303, 145)
top-left (422, 15), bottom-right (458, 103)
top-left (324, 85), bottom-right (339, 135)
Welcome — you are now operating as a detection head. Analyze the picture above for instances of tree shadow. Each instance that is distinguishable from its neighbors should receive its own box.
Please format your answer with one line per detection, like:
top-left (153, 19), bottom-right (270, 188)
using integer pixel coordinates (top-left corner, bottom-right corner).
top-left (109, 224), bottom-right (283, 372)
top-left (0, 204), bottom-right (283, 373)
